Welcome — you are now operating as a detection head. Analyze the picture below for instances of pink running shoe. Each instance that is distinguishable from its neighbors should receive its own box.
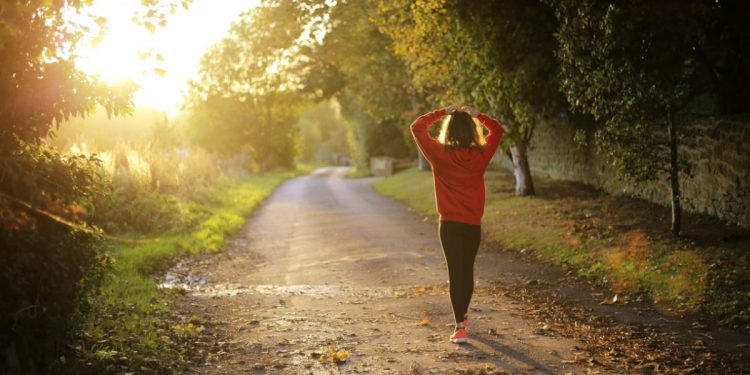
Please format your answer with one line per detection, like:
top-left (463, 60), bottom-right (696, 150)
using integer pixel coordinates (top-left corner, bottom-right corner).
top-left (450, 328), bottom-right (468, 344)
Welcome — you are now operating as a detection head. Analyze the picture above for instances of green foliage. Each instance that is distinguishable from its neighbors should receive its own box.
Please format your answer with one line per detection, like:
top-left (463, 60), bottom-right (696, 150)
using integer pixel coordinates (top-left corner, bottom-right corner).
top-left (337, 96), bottom-right (413, 168)
top-left (56, 117), bottom-right (228, 235)
top-left (296, 0), bottom-right (416, 169)
top-left (94, 187), bottom-right (193, 235)
top-left (552, 0), bottom-right (750, 182)
top-left (0, 0), bottom-right (193, 371)
top-left (0, 225), bottom-right (109, 374)
top-left (377, 0), bottom-right (563, 129)
top-left (187, 94), bottom-right (301, 171)
top-left (1, 140), bottom-right (106, 224)
top-left (50, 107), bottom-right (171, 151)
top-left (0, 142), bottom-right (110, 374)
top-left (375, 0), bottom-right (565, 194)
top-left (0, 1), bottom-right (136, 145)
top-left (551, 0), bottom-right (750, 234)
top-left (296, 101), bottom-right (350, 164)
top-left (89, 143), bottom-right (227, 234)
top-left (186, 0), bottom-right (319, 171)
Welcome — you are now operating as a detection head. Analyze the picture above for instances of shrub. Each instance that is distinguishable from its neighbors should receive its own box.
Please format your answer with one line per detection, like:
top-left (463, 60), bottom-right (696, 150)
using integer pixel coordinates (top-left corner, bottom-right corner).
top-left (0, 142), bottom-right (109, 374)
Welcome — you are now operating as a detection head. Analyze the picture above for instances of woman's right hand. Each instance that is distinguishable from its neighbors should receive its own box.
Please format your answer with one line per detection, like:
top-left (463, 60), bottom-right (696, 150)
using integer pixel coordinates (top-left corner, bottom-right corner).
top-left (460, 105), bottom-right (479, 117)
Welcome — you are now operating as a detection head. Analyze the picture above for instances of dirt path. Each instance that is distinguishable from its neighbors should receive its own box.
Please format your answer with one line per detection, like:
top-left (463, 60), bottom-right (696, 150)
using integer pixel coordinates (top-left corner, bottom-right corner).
top-left (168, 167), bottom-right (748, 374)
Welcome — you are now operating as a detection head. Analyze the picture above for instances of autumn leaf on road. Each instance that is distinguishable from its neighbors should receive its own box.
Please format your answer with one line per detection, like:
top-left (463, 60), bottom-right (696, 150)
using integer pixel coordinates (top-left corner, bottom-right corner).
top-left (419, 310), bottom-right (430, 326)
top-left (320, 347), bottom-right (349, 364)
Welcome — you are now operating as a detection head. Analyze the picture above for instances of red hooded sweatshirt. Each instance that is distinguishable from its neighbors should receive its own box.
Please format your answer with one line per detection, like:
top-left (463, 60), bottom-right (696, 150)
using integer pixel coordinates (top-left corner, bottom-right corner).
top-left (410, 109), bottom-right (504, 225)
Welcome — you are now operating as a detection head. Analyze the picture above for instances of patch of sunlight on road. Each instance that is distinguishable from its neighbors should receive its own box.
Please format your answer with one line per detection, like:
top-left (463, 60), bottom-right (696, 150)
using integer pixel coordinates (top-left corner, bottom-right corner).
top-left (160, 282), bottom-right (394, 298)
top-left (160, 278), bottom-right (450, 302)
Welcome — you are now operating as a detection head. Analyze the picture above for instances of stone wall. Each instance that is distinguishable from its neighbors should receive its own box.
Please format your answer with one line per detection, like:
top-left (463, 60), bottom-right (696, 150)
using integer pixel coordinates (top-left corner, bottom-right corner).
top-left (495, 115), bottom-right (750, 228)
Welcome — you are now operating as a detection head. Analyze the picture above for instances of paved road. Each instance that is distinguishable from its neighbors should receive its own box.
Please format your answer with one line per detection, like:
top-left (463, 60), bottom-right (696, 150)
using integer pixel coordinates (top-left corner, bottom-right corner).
top-left (175, 167), bottom-right (598, 374)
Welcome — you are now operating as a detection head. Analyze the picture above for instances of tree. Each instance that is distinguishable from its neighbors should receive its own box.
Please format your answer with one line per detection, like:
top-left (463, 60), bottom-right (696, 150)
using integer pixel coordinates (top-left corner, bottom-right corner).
top-left (185, 1), bottom-right (318, 171)
top-left (552, 0), bottom-right (750, 235)
top-left (375, 0), bottom-right (565, 195)
top-left (0, 0), bottom-right (190, 371)
top-left (303, 0), bottom-right (418, 170)
top-left (296, 100), bottom-right (350, 164)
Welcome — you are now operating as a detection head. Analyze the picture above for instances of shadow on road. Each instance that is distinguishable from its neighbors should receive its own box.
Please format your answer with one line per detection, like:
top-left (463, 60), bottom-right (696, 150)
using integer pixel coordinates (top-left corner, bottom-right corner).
top-left (467, 335), bottom-right (556, 374)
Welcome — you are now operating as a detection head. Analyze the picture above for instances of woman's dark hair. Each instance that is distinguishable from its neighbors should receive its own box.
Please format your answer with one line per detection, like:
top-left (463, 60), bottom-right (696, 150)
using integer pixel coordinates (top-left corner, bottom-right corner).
top-left (439, 111), bottom-right (485, 149)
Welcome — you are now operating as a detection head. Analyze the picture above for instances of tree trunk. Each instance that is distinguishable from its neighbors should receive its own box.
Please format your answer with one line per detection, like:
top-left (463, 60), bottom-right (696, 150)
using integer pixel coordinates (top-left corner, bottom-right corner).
top-left (510, 144), bottom-right (535, 196)
top-left (410, 94), bottom-right (430, 171)
top-left (417, 151), bottom-right (431, 171)
top-left (668, 111), bottom-right (681, 236)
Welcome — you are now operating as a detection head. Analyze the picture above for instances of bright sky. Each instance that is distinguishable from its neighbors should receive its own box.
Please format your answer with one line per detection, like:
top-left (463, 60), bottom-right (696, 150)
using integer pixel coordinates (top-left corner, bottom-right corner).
top-left (75, 0), bottom-right (259, 117)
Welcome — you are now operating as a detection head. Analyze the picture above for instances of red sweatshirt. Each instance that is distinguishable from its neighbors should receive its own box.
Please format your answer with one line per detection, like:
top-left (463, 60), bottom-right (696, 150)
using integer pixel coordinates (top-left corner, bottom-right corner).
top-left (410, 109), bottom-right (504, 225)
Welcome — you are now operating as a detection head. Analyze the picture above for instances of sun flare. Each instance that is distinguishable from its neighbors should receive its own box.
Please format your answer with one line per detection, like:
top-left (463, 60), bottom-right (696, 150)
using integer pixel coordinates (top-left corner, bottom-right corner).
top-left (74, 0), bottom-right (259, 116)
top-left (74, 1), bottom-right (156, 84)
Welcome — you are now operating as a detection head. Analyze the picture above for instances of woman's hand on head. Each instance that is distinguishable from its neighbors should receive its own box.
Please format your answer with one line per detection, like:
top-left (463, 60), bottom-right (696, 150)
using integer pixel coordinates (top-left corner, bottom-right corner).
top-left (443, 105), bottom-right (459, 114)
top-left (460, 105), bottom-right (479, 117)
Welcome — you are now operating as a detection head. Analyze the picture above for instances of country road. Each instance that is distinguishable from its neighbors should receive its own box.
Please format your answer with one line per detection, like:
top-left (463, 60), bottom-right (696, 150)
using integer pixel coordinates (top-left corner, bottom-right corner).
top-left (167, 167), bottom-right (748, 374)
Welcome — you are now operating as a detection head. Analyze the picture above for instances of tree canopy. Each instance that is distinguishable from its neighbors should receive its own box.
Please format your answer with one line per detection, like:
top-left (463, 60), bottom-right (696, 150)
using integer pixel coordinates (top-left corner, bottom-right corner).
top-left (302, 0), bottom-right (417, 168)
top-left (375, 0), bottom-right (565, 195)
top-left (185, 1), bottom-right (326, 170)
top-left (552, 0), bottom-right (750, 234)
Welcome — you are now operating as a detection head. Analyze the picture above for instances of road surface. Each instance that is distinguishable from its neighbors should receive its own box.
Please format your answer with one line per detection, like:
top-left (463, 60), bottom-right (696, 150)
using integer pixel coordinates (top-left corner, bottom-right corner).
top-left (169, 167), bottom-right (747, 374)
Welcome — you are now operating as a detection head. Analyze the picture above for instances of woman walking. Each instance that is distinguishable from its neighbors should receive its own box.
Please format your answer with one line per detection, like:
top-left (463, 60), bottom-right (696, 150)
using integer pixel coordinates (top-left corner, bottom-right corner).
top-left (410, 104), bottom-right (504, 344)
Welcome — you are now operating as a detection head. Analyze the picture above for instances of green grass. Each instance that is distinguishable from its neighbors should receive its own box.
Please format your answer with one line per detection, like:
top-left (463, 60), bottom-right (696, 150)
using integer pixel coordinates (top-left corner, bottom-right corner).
top-left (102, 173), bottom-right (289, 307)
top-left (374, 167), bottom-right (750, 326)
top-left (75, 170), bottom-right (299, 372)
top-left (372, 167), bottom-right (436, 214)
top-left (374, 167), bottom-right (591, 269)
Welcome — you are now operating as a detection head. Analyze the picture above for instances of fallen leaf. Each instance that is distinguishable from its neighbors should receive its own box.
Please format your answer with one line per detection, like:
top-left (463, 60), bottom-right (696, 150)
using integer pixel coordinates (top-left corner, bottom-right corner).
top-left (320, 347), bottom-right (349, 364)
top-left (419, 310), bottom-right (430, 326)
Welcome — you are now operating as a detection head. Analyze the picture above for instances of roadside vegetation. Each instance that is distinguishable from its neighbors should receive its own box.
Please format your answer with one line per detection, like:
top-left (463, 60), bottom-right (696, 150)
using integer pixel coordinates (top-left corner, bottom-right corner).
top-left (54, 109), bottom-right (313, 373)
top-left (345, 167), bottom-right (373, 179)
top-left (374, 167), bottom-right (750, 331)
top-left (70, 172), bottom-right (295, 374)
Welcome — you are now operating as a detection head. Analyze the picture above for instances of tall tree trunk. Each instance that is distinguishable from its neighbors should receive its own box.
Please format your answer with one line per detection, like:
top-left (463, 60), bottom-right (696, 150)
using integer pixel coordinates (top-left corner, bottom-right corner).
top-left (410, 94), bottom-right (431, 171)
top-left (510, 143), bottom-right (535, 196)
top-left (417, 151), bottom-right (431, 171)
top-left (668, 111), bottom-right (681, 236)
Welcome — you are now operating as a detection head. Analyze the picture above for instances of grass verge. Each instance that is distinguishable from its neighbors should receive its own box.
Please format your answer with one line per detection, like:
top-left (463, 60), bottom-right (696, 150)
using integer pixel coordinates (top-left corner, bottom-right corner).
top-left (345, 166), bottom-right (372, 178)
top-left (70, 171), bottom-right (298, 373)
top-left (373, 167), bottom-right (750, 330)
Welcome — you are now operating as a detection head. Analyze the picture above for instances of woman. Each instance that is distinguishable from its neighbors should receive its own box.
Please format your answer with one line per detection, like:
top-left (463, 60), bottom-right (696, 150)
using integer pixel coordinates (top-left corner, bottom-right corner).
top-left (410, 104), bottom-right (504, 344)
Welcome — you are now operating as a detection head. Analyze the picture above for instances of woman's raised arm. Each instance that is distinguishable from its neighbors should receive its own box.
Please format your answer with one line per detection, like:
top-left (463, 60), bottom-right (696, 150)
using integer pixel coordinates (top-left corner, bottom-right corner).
top-left (410, 106), bottom-right (457, 163)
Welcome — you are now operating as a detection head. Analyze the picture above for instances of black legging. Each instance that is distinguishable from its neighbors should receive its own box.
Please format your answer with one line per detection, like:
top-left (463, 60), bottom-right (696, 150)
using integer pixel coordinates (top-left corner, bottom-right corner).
top-left (438, 220), bottom-right (481, 324)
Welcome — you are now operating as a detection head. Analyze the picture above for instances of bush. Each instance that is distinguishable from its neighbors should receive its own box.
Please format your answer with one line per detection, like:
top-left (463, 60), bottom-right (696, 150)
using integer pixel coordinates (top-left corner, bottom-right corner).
top-left (88, 143), bottom-right (227, 235)
top-left (92, 185), bottom-right (193, 235)
top-left (0, 142), bottom-right (109, 374)
top-left (0, 225), bottom-right (108, 374)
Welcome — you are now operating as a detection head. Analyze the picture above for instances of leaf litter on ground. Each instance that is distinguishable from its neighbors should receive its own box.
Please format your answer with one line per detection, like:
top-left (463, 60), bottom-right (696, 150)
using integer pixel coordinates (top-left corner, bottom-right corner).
top-left (486, 280), bottom-right (749, 373)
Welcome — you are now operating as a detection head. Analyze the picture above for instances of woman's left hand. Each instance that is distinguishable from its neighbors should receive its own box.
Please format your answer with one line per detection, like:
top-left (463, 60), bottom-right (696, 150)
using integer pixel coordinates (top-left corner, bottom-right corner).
top-left (443, 105), bottom-right (459, 114)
